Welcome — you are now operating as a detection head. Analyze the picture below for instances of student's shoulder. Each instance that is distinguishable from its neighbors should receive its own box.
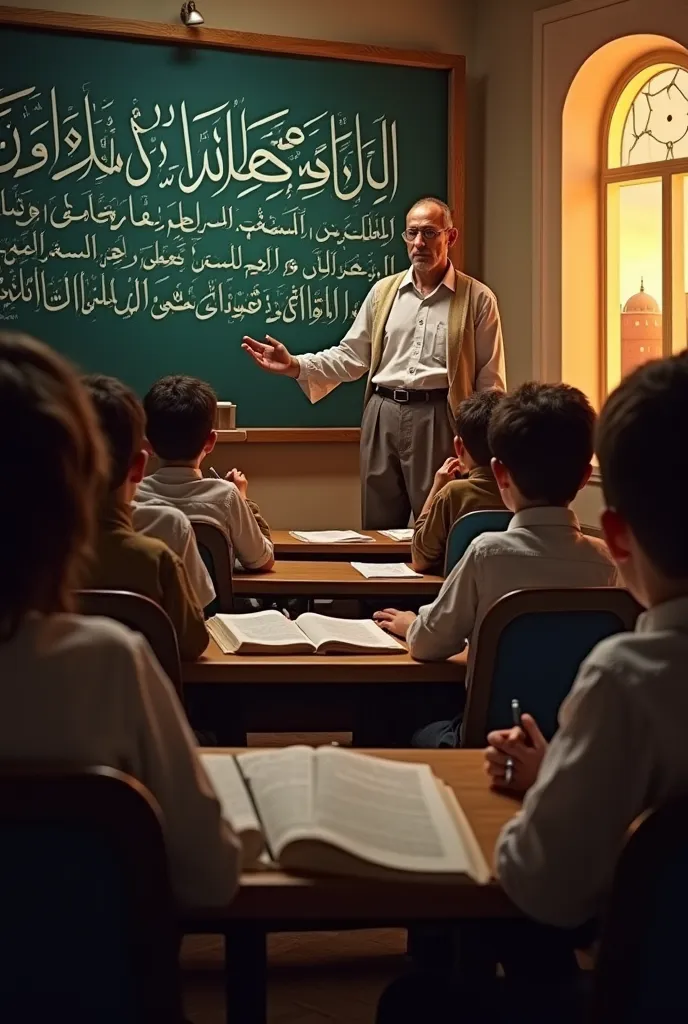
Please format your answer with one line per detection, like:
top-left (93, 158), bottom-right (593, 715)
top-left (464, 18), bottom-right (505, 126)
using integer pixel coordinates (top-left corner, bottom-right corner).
top-left (581, 533), bottom-right (617, 566)
top-left (580, 627), bottom-right (672, 693)
top-left (46, 613), bottom-right (146, 668)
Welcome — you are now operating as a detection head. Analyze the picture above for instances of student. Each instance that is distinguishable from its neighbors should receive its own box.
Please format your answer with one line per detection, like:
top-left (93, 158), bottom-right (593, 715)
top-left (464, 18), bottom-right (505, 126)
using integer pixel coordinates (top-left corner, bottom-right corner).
top-left (0, 333), bottom-right (239, 909)
top-left (136, 375), bottom-right (274, 572)
top-left (82, 374), bottom-right (209, 661)
top-left (132, 501), bottom-right (216, 611)
top-left (376, 383), bottom-right (617, 663)
top-left (411, 389), bottom-right (506, 574)
top-left (378, 352), bottom-right (688, 1024)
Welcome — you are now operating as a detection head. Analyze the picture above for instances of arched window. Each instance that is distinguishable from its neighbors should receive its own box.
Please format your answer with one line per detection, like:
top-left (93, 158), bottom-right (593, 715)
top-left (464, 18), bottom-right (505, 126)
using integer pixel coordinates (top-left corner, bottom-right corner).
top-left (603, 55), bottom-right (688, 397)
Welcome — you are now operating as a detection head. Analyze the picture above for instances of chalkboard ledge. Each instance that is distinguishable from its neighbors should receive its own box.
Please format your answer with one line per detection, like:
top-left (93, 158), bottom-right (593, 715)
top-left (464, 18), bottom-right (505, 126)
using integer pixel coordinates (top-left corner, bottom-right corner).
top-left (216, 428), bottom-right (361, 444)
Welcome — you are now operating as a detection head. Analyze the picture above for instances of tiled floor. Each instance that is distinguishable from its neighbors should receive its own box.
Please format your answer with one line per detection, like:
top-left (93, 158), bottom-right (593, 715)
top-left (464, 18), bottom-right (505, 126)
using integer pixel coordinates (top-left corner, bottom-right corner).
top-left (182, 928), bottom-right (407, 1024)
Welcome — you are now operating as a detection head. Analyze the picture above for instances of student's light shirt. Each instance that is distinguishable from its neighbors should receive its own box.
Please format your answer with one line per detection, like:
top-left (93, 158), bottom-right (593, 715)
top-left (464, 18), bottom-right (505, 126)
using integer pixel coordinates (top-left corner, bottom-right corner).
top-left (296, 264), bottom-right (506, 402)
top-left (406, 507), bottom-right (618, 663)
top-left (136, 467), bottom-right (273, 571)
top-left (132, 502), bottom-right (215, 609)
top-left (497, 596), bottom-right (688, 928)
top-left (0, 614), bottom-right (240, 908)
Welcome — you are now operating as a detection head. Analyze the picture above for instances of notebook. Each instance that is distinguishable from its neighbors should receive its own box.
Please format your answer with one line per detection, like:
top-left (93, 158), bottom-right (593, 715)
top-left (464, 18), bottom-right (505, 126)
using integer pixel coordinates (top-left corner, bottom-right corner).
top-left (289, 531), bottom-right (374, 543)
top-left (350, 562), bottom-right (422, 579)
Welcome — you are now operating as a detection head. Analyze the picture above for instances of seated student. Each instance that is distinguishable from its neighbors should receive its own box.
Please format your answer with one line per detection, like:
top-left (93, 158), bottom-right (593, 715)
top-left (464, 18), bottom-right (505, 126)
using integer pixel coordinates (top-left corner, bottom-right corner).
top-left (411, 389), bottom-right (506, 574)
top-left (132, 501), bottom-right (216, 611)
top-left (376, 382), bottom-right (617, 665)
top-left (82, 374), bottom-right (209, 661)
top-left (378, 352), bottom-right (688, 1024)
top-left (0, 332), bottom-right (239, 909)
top-left (136, 375), bottom-right (274, 572)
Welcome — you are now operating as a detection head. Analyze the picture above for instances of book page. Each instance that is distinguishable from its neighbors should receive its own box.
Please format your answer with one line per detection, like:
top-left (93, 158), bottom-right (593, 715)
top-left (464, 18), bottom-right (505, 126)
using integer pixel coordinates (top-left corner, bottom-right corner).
top-left (350, 562), bottom-right (421, 579)
top-left (236, 747), bottom-right (314, 857)
top-left (211, 610), bottom-right (309, 647)
top-left (295, 613), bottom-right (404, 652)
top-left (201, 754), bottom-right (260, 834)
top-left (310, 749), bottom-right (474, 875)
top-left (290, 530), bottom-right (373, 543)
top-left (378, 529), bottom-right (414, 542)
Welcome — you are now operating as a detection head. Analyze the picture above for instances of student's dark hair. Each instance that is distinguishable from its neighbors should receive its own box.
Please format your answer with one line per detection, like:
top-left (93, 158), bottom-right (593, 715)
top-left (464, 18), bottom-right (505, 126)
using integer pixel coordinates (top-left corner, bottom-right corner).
top-left (454, 389), bottom-right (505, 466)
top-left (143, 375), bottom-right (217, 461)
top-left (0, 332), bottom-right (108, 640)
top-left (596, 352), bottom-right (688, 578)
top-left (489, 382), bottom-right (595, 505)
top-left (82, 374), bottom-right (145, 490)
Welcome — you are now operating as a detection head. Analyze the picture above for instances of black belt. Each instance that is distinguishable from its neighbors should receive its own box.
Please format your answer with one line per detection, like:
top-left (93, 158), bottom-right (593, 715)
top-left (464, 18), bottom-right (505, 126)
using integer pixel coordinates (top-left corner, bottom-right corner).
top-left (375, 385), bottom-right (449, 404)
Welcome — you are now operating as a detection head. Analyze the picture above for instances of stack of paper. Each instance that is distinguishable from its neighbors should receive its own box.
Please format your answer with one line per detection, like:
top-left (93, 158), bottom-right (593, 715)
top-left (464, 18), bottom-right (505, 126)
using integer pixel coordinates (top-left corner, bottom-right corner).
top-left (290, 530), bottom-right (374, 544)
top-left (350, 562), bottom-right (422, 579)
top-left (378, 529), bottom-right (414, 542)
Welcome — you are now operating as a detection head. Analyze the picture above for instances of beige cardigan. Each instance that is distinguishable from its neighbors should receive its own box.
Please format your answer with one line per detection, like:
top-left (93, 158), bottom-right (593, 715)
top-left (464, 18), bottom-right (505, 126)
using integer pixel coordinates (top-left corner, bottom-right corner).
top-left (364, 268), bottom-right (475, 417)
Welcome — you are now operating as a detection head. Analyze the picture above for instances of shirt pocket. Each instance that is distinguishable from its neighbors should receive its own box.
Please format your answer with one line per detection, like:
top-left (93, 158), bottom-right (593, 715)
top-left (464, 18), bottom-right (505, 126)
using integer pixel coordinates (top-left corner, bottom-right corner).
top-left (429, 322), bottom-right (448, 367)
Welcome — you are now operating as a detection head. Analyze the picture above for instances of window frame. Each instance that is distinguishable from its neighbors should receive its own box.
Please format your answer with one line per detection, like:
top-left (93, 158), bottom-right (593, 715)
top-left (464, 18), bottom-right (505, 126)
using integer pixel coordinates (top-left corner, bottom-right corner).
top-left (601, 50), bottom-right (688, 402)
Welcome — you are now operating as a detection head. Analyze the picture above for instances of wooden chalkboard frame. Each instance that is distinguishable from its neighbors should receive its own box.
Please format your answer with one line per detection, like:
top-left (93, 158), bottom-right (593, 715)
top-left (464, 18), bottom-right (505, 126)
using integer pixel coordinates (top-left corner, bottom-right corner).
top-left (0, 6), bottom-right (465, 444)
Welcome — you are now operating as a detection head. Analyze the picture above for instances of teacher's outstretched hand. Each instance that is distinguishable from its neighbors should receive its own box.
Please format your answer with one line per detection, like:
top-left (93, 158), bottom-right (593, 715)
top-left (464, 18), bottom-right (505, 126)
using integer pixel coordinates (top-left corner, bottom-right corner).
top-left (242, 335), bottom-right (300, 378)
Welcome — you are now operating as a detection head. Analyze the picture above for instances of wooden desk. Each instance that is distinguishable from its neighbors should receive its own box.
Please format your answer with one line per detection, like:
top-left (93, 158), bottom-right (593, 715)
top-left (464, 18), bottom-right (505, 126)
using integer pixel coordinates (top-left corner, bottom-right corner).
top-left (184, 641), bottom-right (466, 738)
top-left (272, 530), bottom-right (412, 561)
top-left (187, 749), bottom-right (520, 1024)
top-left (233, 560), bottom-right (443, 599)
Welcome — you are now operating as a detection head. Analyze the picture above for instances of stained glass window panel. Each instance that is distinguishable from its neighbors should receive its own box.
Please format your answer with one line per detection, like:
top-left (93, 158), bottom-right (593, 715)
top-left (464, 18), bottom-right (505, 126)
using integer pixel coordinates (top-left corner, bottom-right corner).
top-left (621, 67), bottom-right (688, 166)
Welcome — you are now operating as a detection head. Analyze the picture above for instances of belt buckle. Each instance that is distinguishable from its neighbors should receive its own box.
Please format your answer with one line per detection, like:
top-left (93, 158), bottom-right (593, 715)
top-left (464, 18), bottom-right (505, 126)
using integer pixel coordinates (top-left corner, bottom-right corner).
top-left (393, 388), bottom-right (410, 403)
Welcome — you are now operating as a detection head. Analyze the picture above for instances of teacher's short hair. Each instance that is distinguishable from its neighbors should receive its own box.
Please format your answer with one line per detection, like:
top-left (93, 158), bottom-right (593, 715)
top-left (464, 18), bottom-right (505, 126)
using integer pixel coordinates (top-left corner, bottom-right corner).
top-left (144, 374), bottom-right (217, 461)
top-left (408, 197), bottom-right (453, 228)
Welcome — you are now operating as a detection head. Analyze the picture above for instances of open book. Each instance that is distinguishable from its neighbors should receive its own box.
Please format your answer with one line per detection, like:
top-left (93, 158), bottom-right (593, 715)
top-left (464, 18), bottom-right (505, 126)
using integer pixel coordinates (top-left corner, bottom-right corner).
top-left (351, 562), bottom-right (421, 579)
top-left (202, 747), bottom-right (491, 883)
top-left (378, 529), bottom-right (414, 542)
top-left (206, 610), bottom-right (405, 655)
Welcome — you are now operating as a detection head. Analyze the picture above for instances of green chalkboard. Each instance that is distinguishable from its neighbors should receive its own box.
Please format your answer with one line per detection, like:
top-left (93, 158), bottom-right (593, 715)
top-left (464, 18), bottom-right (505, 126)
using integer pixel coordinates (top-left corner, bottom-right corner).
top-left (0, 13), bottom-right (458, 426)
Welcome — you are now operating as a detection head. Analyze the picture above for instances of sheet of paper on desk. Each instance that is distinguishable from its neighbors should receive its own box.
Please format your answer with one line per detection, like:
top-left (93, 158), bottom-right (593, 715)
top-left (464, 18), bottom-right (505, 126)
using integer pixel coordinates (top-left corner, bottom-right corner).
top-left (351, 562), bottom-right (422, 579)
top-left (378, 529), bottom-right (414, 542)
top-left (290, 530), bottom-right (374, 543)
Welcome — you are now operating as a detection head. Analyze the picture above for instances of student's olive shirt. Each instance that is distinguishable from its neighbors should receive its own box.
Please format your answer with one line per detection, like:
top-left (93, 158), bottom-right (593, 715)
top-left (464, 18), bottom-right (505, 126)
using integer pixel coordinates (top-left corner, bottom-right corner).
top-left (411, 466), bottom-right (506, 573)
top-left (86, 499), bottom-right (208, 661)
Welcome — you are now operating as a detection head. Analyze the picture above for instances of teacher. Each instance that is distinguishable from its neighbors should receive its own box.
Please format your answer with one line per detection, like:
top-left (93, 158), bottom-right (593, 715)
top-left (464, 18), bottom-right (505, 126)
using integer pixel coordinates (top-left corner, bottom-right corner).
top-left (242, 197), bottom-right (506, 528)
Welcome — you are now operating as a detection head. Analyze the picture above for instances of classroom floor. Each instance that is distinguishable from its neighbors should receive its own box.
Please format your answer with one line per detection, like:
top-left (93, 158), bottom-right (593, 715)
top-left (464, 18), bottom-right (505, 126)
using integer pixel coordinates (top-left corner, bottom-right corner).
top-left (184, 731), bottom-right (405, 1024)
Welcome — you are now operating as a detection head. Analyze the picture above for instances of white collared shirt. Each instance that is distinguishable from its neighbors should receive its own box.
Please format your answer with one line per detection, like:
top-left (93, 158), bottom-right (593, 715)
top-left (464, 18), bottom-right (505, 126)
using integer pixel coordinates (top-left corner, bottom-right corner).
top-left (497, 595), bottom-right (688, 928)
top-left (131, 502), bottom-right (216, 609)
top-left (406, 507), bottom-right (618, 663)
top-left (0, 614), bottom-right (239, 908)
top-left (296, 264), bottom-right (506, 403)
top-left (136, 467), bottom-right (273, 571)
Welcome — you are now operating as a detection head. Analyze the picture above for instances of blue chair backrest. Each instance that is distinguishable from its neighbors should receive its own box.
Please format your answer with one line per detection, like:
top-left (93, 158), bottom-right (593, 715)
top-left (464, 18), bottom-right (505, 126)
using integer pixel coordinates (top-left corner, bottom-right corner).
top-left (445, 509), bottom-right (513, 574)
top-left (484, 608), bottom-right (627, 740)
top-left (591, 797), bottom-right (688, 1020)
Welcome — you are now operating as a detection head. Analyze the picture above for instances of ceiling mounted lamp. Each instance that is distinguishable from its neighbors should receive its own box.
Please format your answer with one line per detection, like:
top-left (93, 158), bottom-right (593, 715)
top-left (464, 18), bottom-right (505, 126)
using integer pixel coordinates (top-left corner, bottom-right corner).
top-left (180, 2), bottom-right (204, 26)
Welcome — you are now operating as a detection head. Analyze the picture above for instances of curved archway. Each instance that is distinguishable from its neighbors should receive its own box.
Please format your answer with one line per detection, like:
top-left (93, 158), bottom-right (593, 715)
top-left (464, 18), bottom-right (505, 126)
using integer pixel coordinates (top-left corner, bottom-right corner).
top-left (561, 34), bottom-right (686, 407)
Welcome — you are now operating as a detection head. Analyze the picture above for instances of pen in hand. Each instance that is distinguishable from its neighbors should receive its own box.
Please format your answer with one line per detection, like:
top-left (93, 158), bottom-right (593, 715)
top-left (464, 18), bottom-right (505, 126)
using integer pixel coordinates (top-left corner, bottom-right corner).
top-left (208, 467), bottom-right (222, 479)
top-left (504, 698), bottom-right (524, 786)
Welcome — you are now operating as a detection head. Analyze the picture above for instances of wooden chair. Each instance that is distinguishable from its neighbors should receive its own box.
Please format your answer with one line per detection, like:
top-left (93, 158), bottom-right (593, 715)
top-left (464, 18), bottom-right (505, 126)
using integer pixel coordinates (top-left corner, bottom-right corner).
top-left (0, 765), bottom-right (181, 1023)
top-left (444, 509), bottom-right (513, 574)
top-left (189, 516), bottom-right (234, 613)
top-left (590, 797), bottom-right (688, 1020)
top-left (461, 587), bottom-right (641, 747)
top-left (76, 590), bottom-right (183, 698)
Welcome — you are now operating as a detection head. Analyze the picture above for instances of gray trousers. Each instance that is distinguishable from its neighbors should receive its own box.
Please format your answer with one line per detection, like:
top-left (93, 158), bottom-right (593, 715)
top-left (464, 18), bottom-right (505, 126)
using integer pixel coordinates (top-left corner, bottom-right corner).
top-left (360, 392), bottom-right (455, 529)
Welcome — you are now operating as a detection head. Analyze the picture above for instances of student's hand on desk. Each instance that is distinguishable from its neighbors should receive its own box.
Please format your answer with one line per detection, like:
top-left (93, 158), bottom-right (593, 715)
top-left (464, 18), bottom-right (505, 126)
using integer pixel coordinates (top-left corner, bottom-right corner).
top-left (226, 468), bottom-right (248, 497)
top-left (373, 608), bottom-right (417, 639)
top-left (242, 335), bottom-right (301, 378)
top-left (484, 714), bottom-right (548, 795)
top-left (433, 457), bottom-right (464, 490)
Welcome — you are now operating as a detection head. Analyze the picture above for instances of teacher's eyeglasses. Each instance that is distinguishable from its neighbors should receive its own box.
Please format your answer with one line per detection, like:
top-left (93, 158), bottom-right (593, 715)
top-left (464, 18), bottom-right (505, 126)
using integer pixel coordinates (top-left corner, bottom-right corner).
top-left (402, 227), bottom-right (450, 242)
